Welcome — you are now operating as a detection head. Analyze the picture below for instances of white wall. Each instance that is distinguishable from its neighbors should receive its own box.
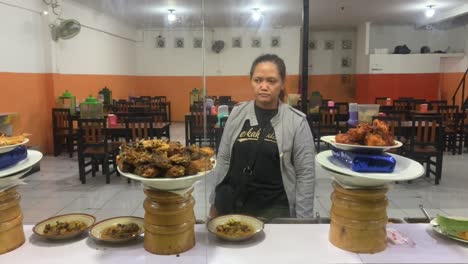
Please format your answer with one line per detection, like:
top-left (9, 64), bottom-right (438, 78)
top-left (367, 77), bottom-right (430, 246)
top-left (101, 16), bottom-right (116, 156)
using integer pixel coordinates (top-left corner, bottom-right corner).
top-left (370, 24), bottom-right (465, 54)
top-left (0, 0), bottom-right (49, 73)
top-left (308, 30), bottom-right (356, 75)
top-left (136, 27), bottom-right (301, 76)
top-left (356, 22), bottom-right (370, 74)
top-left (53, 0), bottom-right (138, 75)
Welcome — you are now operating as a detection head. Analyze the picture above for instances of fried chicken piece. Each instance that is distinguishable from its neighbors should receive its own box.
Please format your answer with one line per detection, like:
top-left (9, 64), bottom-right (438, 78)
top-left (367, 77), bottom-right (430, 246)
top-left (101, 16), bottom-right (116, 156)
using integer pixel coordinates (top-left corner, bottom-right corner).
top-left (134, 164), bottom-right (160, 178)
top-left (335, 133), bottom-right (356, 145)
top-left (151, 151), bottom-right (172, 169)
top-left (167, 141), bottom-right (183, 156)
top-left (118, 146), bottom-right (153, 166)
top-left (164, 165), bottom-right (185, 178)
top-left (199, 147), bottom-right (214, 158)
top-left (364, 134), bottom-right (388, 146)
top-left (140, 139), bottom-right (170, 152)
top-left (186, 145), bottom-right (201, 160)
top-left (169, 153), bottom-right (191, 166)
top-left (185, 158), bottom-right (213, 175)
top-left (116, 155), bottom-right (135, 173)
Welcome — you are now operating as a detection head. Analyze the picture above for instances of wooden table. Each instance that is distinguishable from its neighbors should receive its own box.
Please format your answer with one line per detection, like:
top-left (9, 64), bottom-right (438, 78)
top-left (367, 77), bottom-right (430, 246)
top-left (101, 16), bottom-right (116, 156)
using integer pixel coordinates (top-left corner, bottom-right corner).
top-left (2, 224), bottom-right (467, 263)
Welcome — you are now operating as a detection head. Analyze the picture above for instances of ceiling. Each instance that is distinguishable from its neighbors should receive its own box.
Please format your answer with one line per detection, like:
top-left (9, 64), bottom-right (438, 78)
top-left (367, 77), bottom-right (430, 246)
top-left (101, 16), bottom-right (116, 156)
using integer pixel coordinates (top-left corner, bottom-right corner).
top-left (72, 0), bottom-right (468, 29)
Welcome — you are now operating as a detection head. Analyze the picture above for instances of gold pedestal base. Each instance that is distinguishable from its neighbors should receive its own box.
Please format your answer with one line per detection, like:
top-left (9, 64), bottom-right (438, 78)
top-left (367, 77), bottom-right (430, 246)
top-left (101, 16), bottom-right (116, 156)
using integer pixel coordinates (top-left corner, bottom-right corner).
top-left (143, 188), bottom-right (195, 255)
top-left (0, 187), bottom-right (25, 255)
top-left (329, 182), bottom-right (388, 253)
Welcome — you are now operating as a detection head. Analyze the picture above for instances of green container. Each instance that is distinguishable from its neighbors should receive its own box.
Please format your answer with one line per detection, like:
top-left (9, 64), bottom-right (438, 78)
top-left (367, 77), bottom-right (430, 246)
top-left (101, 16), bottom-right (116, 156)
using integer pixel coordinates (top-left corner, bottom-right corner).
top-left (98, 86), bottom-right (112, 105)
top-left (57, 90), bottom-right (76, 115)
top-left (80, 95), bottom-right (103, 118)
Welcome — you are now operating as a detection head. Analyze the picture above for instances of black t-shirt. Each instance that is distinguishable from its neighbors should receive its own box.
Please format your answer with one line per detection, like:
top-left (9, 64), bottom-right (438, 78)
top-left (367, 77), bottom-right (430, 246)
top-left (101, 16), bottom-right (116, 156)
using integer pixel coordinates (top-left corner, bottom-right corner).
top-left (222, 104), bottom-right (289, 214)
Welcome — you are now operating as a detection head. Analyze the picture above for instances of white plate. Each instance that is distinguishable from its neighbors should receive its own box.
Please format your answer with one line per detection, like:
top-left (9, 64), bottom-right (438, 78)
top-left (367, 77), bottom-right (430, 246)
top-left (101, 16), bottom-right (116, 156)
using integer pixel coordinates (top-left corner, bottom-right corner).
top-left (118, 159), bottom-right (215, 191)
top-left (207, 214), bottom-right (264, 241)
top-left (33, 213), bottom-right (96, 240)
top-left (0, 167), bottom-right (31, 188)
top-left (0, 150), bottom-right (42, 178)
top-left (89, 216), bottom-right (144, 243)
top-left (0, 138), bottom-right (29, 154)
top-left (315, 150), bottom-right (424, 182)
top-left (430, 218), bottom-right (468, 243)
top-left (320, 135), bottom-right (402, 152)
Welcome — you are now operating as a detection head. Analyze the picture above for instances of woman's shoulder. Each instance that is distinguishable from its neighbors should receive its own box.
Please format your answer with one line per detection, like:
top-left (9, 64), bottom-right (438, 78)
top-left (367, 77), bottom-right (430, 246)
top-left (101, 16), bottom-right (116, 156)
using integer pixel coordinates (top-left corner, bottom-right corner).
top-left (281, 103), bottom-right (306, 119)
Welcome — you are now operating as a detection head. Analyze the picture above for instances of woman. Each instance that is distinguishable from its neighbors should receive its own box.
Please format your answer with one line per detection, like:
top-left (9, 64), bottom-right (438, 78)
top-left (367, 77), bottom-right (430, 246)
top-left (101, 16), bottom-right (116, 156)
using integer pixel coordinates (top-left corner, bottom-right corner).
top-left (209, 54), bottom-right (315, 220)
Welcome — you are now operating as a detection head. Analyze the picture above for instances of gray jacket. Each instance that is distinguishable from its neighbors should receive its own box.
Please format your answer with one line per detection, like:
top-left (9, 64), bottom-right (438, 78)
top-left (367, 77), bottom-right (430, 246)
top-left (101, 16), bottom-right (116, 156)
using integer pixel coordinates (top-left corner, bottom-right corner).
top-left (209, 100), bottom-right (315, 218)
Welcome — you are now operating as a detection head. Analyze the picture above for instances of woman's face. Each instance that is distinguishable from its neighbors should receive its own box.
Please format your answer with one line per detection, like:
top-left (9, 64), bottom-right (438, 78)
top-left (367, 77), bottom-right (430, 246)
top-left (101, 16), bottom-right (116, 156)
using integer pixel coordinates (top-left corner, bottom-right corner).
top-left (251, 62), bottom-right (284, 109)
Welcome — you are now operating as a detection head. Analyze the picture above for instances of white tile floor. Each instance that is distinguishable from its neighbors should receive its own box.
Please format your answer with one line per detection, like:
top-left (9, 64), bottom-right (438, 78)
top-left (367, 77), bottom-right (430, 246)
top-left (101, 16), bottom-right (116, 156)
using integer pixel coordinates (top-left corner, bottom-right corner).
top-left (16, 122), bottom-right (468, 224)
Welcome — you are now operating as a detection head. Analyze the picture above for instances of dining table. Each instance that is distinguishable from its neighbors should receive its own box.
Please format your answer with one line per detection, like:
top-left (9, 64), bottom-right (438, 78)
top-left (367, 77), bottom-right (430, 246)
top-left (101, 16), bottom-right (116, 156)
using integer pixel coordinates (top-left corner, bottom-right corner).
top-left (2, 224), bottom-right (467, 263)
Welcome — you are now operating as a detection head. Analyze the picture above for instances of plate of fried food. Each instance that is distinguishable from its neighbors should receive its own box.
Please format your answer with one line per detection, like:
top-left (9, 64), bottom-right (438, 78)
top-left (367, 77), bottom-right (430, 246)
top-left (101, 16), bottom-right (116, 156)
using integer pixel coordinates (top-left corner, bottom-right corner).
top-left (321, 120), bottom-right (402, 153)
top-left (33, 213), bottom-right (96, 240)
top-left (89, 216), bottom-right (144, 243)
top-left (0, 133), bottom-right (29, 154)
top-left (431, 215), bottom-right (468, 244)
top-left (207, 214), bottom-right (264, 241)
top-left (117, 139), bottom-right (215, 190)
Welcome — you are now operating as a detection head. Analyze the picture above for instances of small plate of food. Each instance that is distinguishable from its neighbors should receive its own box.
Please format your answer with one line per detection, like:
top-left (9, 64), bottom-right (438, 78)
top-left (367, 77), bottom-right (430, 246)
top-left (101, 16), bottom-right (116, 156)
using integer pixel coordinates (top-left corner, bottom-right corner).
top-left (207, 214), bottom-right (264, 241)
top-left (0, 134), bottom-right (29, 154)
top-left (89, 216), bottom-right (144, 243)
top-left (116, 140), bottom-right (216, 190)
top-left (431, 215), bottom-right (468, 243)
top-left (33, 213), bottom-right (95, 240)
top-left (321, 120), bottom-right (402, 153)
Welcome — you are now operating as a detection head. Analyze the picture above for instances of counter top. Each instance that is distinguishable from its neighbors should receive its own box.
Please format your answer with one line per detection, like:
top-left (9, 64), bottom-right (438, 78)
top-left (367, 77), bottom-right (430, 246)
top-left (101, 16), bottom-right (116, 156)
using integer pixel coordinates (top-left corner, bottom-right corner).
top-left (1, 224), bottom-right (467, 263)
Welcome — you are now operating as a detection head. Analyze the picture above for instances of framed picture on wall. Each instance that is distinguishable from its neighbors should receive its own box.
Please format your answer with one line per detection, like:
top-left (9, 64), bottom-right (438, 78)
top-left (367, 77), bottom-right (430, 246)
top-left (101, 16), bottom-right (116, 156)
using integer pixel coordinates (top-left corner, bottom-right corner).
top-left (232, 37), bottom-right (242, 48)
top-left (193, 37), bottom-right (202, 48)
top-left (341, 57), bottom-right (352, 68)
top-left (308, 40), bottom-right (316, 50)
top-left (271, 36), bottom-right (280, 48)
top-left (175, 37), bottom-right (184, 48)
top-left (325, 40), bottom-right (335, 50)
top-left (156, 35), bottom-right (165, 48)
top-left (342, 40), bottom-right (352, 50)
top-left (252, 37), bottom-right (261, 48)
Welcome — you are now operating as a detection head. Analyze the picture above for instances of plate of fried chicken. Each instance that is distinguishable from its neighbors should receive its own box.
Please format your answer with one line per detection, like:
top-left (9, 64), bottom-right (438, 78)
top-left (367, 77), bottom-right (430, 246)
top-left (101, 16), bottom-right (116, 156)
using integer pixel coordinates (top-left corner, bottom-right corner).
top-left (116, 139), bottom-right (215, 190)
top-left (321, 120), bottom-right (402, 153)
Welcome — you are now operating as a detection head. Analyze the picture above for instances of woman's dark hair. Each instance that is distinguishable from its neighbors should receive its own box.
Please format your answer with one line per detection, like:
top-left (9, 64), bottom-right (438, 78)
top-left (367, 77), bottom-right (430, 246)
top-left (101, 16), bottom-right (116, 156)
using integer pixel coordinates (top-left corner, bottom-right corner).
top-left (249, 54), bottom-right (286, 100)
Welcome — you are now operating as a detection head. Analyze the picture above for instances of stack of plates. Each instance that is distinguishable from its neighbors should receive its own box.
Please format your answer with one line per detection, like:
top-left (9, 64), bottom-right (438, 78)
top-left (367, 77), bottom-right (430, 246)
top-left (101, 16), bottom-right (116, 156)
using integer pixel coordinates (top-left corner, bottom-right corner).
top-left (317, 136), bottom-right (424, 187)
top-left (0, 139), bottom-right (43, 191)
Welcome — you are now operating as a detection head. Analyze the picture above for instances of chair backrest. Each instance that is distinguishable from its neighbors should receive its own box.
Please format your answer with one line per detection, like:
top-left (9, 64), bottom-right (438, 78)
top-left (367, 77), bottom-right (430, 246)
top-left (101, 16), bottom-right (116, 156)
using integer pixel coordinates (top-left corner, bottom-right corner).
top-left (393, 99), bottom-right (410, 111)
top-left (125, 116), bottom-right (154, 142)
top-left (409, 99), bottom-right (426, 111)
top-left (52, 108), bottom-right (72, 131)
top-left (379, 105), bottom-right (394, 115)
top-left (438, 105), bottom-right (459, 126)
top-left (372, 115), bottom-right (402, 140)
top-left (410, 115), bottom-right (443, 150)
top-left (218, 96), bottom-right (231, 105)
top-left (428, 100), bottom-right (447, 111)
top-left (386, 110), bottom-right (407, 121)
top-left (78, 118), bottom-right (107, 147)
top-left (143, 112), bottom-right (166, 123)
top-left (321, 99), bottom-right (332, 106)
top-left (114, 101), bottom-right (131, 113)
top-left (318, 106), bottom-right (338, 125)
top-left (374, 97), bottom-right (388, 106)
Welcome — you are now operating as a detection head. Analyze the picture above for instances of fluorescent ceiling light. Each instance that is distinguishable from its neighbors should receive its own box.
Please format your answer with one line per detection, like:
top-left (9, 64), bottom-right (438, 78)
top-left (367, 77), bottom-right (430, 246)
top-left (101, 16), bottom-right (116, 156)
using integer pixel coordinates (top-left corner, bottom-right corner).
top-left (168, 9), bottom-right (176, 22)
top-left (252, 8), bottom-right (262, 21)
top-left (425, 5), bottom-right (435, 18)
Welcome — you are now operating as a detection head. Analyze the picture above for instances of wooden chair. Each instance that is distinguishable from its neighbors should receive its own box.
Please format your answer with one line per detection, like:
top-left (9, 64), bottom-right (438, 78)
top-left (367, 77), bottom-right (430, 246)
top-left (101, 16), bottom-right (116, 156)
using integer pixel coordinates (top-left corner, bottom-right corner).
top-left (114, 101), bottom-right (131, 113)
top-left (405, 115), bottom-right (444, 184)
top-left (77, 118), bottom-right (120, 184)
top-left (124, 116), bottom-right (154, 142)
top-left (439, 105), bottom-right (464, 155)
top-left (428, 100), bottom-right (447, 112)
top-left (186, 111), bottom-right (217, 147)
top-left (309, 106), bottom-right (339, 152)
top-left (52, 108), bottom-right (77, 157)
top-left (393, 99), bottom-right (411, 111)
top-left (334, 102), bottom-right (349, 122)
top-left (375, 97), bottom-right (389, 106)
